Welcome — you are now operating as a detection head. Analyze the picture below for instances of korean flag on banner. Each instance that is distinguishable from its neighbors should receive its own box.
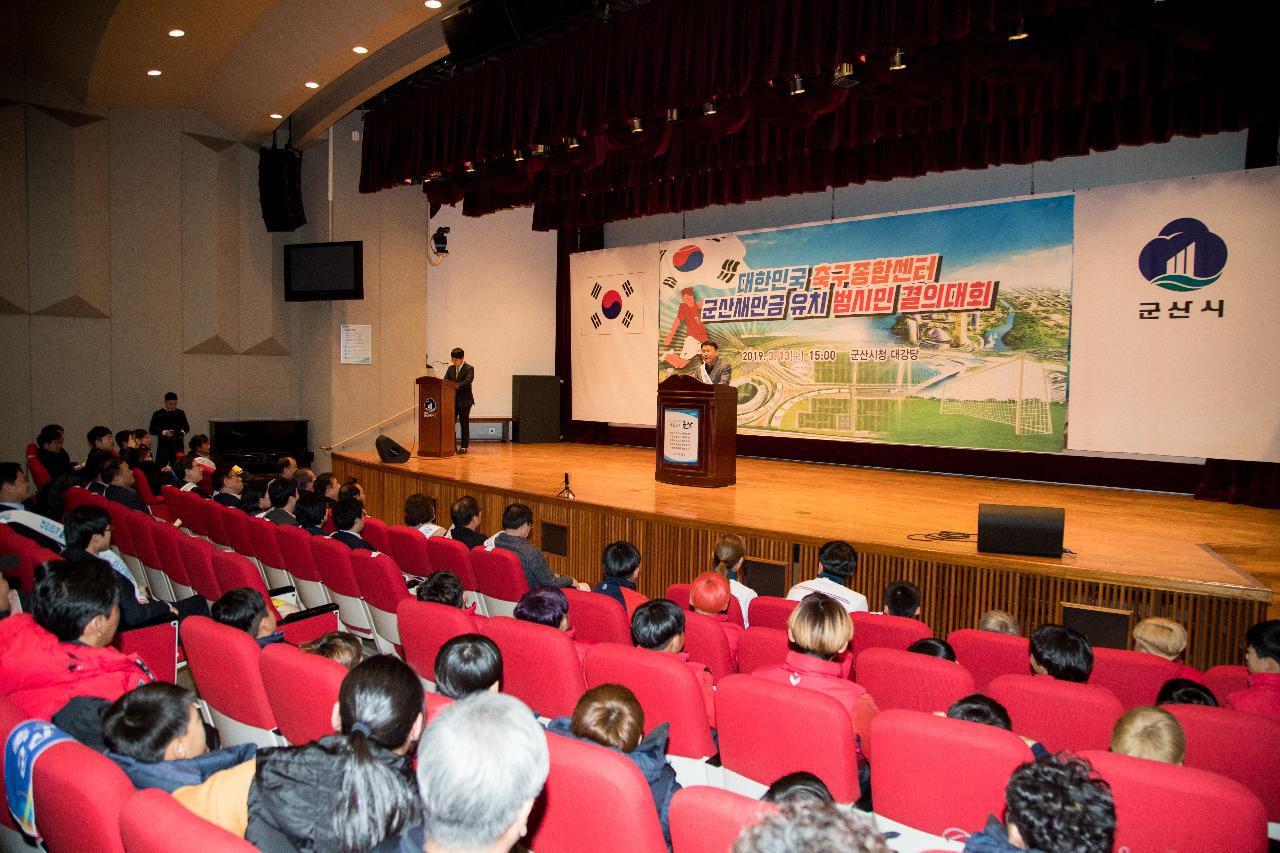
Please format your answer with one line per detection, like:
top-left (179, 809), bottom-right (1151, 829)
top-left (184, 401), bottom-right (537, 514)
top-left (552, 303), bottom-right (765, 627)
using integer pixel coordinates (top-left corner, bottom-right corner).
top-left (582, 273), bottom-right (645, 335)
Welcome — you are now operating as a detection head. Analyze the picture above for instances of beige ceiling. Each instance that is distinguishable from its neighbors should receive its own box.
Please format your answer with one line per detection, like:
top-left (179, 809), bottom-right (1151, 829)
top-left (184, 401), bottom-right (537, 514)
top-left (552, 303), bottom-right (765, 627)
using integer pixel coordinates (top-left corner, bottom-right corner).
top-left (6, 0), bottom-right (454, 145)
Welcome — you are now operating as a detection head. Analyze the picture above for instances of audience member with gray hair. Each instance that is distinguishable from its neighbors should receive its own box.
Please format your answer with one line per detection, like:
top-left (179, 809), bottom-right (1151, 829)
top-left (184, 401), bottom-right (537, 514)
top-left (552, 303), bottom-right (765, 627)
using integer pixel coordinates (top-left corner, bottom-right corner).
top-left (733, 804), bottom-right (890, 853)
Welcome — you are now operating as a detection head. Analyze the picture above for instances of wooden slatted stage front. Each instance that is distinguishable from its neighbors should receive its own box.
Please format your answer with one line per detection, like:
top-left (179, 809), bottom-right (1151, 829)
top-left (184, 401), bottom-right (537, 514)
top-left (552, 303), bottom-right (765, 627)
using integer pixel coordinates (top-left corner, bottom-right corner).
top-left (334, 444), bottom-right (1277, 670)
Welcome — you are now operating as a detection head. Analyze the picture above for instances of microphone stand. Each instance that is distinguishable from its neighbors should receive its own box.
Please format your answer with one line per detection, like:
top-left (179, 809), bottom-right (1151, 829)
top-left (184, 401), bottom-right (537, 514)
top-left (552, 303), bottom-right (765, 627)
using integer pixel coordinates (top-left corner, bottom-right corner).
top-left (556, 472), bottom-right (575, 501)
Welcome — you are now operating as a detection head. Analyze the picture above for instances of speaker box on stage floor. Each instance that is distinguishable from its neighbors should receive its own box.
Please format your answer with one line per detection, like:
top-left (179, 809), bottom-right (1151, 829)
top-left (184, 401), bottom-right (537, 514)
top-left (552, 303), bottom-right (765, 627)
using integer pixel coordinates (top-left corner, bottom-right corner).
top-left (977, 503), bottom-right (1065, 558)
top-left (258, 146), bottom-right (306, 232)
top-left (512, 375), bottom-right (561, 443)
top-left (375, 435), bottom-right (410, 464)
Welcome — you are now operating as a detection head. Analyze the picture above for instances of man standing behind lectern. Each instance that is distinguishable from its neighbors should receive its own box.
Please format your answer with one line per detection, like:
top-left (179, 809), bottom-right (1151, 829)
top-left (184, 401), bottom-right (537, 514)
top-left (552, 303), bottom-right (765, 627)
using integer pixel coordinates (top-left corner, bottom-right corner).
top-left (698, 340), bottom-right (732, 385)
top-left (444, 347), bottom-right (474, 455)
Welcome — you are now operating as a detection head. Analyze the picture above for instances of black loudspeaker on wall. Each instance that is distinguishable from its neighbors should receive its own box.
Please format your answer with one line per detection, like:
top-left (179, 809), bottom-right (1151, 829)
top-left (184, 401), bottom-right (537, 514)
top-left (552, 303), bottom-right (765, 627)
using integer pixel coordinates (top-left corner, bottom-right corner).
top-left (511, 375), bottom-right (562, 444)
top-left (258, 146), bottom-right (306, 233)
top-left (977, 503), bottom-right (1066, 558)
top-left (375, 435), bottom-right (411, 464)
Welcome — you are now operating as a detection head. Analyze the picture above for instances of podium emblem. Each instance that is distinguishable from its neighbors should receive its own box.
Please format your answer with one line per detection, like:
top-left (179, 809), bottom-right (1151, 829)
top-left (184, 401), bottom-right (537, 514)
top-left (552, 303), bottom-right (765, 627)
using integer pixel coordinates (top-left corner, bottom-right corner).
top-left (423, 397), bottom-right (437, 417)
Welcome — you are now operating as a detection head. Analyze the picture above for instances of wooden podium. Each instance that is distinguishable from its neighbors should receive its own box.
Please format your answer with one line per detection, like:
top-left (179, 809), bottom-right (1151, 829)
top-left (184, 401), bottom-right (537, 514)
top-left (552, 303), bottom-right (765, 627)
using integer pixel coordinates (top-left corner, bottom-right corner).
top-left (655, 374), bottom-right (737, 487)
top-left (416, 375), bottom-right (458, 458)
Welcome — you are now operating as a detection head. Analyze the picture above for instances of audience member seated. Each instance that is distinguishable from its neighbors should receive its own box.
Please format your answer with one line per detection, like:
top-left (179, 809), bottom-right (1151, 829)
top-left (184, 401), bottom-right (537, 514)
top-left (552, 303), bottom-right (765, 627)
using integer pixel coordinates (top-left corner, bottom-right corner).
top-left (447, 495), bottom-right (487, 549)
top-left (712, 533), bottom-right (756, 624)
top-left (99, 457), bottom-right (150, 514)
top-left (761, 771), bottom-right (835, 806)
top-left (294, 491), bottom-right (328, 535)
top-left (294, 467), bottom-right (315, 494)
top-left (261, 477), bottom-right (300, 526)
top-left (907, 637), bottom-right (956, 662)
top-left (733, 803), bottom-right (889, 853)
top-left (189, 434), bottom-right (215, 473)
top-left (337, 477), bottom-right (365, 504)
top-left (298, 631), bottom-right (365, 669)
top-left (545, 684), bottom-right (681, 846)
top-left (314, 472), bottom-right (339, 507)
top-left (1029, 623), bottom-right (1093, 683)
top-left (1227, 619), bottom-right (1280, 720)
top-left (1132, 617), bottom-right (1202, 681)
top-left (632, 599), bottom-right (716, 727)
top-left (330, 498), bottom-right (376, 551)
top-left (494, 503), bottom-right (589, 590)
top-left (751, 593), bottom-right (877, 766)
top-left (593, 540), bottom-right (642, 609)
top-left (276, 455), bottom-right (298, 480)
top-left (36, 424), bottom-right (74, 480)
top-left (1156, 678), bottom-right (1218, 707)
top-left (405, 493), bottom-right (446, 538)
top-left (1109, 705), bottom-right (1185, 765)
top-left (116, 429), bottom-right (141, 456)
top-left (785, 540), bottom-right (869, 613)
top-left (239, 476), bottom-right (271, 515)
top-left (101, 682), bottom-right (256, 801)
top-left (84, 425), bottom-right (118, 477)
top-left (415, 571), bottom-right (484, 628)
top-left (374, 693), bottom-right (549, 853)
top-left (244, 655), bottom-right (425, 850)
top-left (0, 559), bottom-right (151, 718)
top-left (977, 609), bottom-right (1020, 635)
top-left (946, 693), bottom-right (1049, 759)
top-left (962, 754), bottom-right (1115, 853)
top-left (434, 634), bottom-right (503, 700)
top-left (690, 570), bottom-right (743, 662)
top-left (515, 585), bottom-right (590, 666)
top-left (177, 454), bottom-right (208, 495)
top-left (211, 466), bottom-right (245, 508)
top-left (883, 580), bottom-right (922, 618)
top-left (211, 588), bottom-right (283, 648)
top-left (0, 461), bottom-right (63, 551)
top-left (129, 443), bottom-right (172, 495)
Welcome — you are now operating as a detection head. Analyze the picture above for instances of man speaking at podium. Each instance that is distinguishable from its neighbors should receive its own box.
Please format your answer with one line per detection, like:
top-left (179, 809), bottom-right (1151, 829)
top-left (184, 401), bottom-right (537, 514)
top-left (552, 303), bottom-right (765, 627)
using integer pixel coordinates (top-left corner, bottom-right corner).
top-left (444, 347), bottom-right (474, 455)
top-left (698, 340), bottom-right (732, 385)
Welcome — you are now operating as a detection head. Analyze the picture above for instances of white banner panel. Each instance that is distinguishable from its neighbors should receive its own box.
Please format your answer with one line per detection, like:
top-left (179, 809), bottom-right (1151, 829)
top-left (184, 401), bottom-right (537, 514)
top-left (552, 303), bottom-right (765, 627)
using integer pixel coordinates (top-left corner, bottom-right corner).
top-left (1068, 167), bottom-right (1280, 462)
top-left (570, 245), bottom-right (660, 425)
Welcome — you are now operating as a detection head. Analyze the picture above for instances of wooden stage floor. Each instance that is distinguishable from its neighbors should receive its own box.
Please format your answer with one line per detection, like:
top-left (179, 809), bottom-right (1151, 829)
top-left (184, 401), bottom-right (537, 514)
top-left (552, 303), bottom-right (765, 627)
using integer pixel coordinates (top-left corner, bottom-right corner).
top-left (334, 443), bottom-right (1278, 668)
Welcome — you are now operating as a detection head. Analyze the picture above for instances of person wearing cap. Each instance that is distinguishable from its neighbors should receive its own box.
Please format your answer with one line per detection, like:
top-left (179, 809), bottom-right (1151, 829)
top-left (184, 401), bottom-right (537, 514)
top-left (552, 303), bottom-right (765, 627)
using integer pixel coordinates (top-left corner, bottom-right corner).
top-left (149, 392), bottom-right (190, 469)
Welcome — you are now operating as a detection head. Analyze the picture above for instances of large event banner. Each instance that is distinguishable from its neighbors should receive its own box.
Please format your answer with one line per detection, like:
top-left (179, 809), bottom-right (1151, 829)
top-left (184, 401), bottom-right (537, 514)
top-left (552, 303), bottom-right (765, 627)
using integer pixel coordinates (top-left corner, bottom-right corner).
top-left (1068, 167), bottom-right (1280, 463)
top-left (656, 196), bottom-right (1074, 451)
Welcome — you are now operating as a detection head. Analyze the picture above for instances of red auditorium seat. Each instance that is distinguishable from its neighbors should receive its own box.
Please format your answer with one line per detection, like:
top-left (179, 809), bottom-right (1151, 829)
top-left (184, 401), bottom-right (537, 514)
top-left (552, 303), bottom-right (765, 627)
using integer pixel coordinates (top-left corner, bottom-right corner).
top-left (584, 643), bottom-right (716, 759)
top-left (856, 647), bottom-right (976, 713)
top-left (424, 691), bottom-right (454, 721)
top-left (211, 547), bottom-right (338, 646)
top-left (33, 738), bottom-right (135, 853)
top-left (736, 626), bottom-right (791, 676)
top-left (1166, 703), bottom-right (1280, 823)
top-left (219, 506), bottom-right (259, 566)
top-left (397, 598), bottom-right (482, 682)
top-left (948, 629), bottom-right (1031, 691)
top-left (482, 616), bottom-right (587, 718)
top-left (0, 696), bottom-right (28, 837)
top-left (130, 470), bottom-right (166, 519)
top-left (1203, 664), bottom-right (1250, 700)
top-left (125, 511), bottom-right (188, 601)
top-left (383, 525), bottom-right (434, 576)
top-left (471, 545), bottom-right (531, 617)
top-left (669, 786), bottom-right (776, 853)
top-left (683, 609), bottom-right (736, 682)
top-left (180, 615), bottom-right (284, 747)
top-left (155, 523), bottom-right (221, 605)
top-left (1089, 646), bottom-right (1181, 709)
top-left (245, 515), bottom-right (293, 588)
top-left (714, 674), bottom-right (860, 802)
top-left (564, 587), bottom-right (631, 645)
top-left (745, 596), bottom-right (797, 631)
top-left (0, 523), bottom-right (57, 592)
top-left (259, 642), bottom-right (346, 745)
top-left (101, 502), bottom-right (149, 593)
top-left (120, 788), bottom-right (257, 853)
top-left (274, 524), bottom-right (332, 609)
top-left (850, 612), bottom-right (932, 665)
top-left (361, 516), bottom-right (391, 552)
top-left (310, 535), bottom-right (377, 641)
top-left (62, 484), bottom-right (91, 513)
top-left (989, 674), bottom-right (1123, 753)
top-left (666, 583), bottom-right (745, 626)
top-left (25, 442), bottom-right (50, 489)
top-left (163, 486), bottom-right (200, 535)
top-left (352, 550), bottom-right (414, 654)
top-left (113, 620), bottom-right (180, 683)
top-left (197, 498), bottom-right (231, 548)
top-left (870, 709), bottom-right (1033, 837)
top-left (525, 732), bottom-right (669, 853)
top-left (426, 536), bottom-right (482, 595)
top-left (1080, 749), bottom-right (1267, 853)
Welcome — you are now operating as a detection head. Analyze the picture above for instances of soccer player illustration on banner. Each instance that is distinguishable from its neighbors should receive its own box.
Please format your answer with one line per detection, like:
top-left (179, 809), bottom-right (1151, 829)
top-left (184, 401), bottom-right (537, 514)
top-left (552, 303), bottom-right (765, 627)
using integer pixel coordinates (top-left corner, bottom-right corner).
top-left (662, 287), bottom-right (708, 370)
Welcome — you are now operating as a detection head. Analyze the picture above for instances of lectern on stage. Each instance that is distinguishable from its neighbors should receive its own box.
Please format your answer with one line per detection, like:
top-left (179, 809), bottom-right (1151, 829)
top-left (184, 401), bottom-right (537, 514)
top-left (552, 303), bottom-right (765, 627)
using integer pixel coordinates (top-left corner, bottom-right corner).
top-left (416, 375), bottom-right (458, 458)
top-left (655, 374), bottom-right (737, 487)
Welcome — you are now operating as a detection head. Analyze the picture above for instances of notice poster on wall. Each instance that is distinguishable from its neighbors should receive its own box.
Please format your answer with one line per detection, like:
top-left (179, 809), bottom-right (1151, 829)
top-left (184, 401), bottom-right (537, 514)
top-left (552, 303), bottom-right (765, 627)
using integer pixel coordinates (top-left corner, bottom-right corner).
top-left (656, 196), bottom-right (1074, 452)
top-left (662, 408), bottom-right (699, 465)
top-left (340, 324), bottom-right (372, 365)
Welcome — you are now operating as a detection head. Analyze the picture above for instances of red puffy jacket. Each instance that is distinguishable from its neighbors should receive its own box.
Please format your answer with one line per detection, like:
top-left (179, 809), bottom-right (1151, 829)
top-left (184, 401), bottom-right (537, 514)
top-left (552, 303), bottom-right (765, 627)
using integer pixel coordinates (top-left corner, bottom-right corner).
top-left (0, 614), bottom-right (152, 719)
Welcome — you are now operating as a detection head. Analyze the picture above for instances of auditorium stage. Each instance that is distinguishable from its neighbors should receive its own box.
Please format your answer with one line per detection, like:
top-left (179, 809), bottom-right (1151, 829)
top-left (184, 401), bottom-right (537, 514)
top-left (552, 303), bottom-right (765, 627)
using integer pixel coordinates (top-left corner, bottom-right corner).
top-left (333, 444), bottom-right (1278, 669)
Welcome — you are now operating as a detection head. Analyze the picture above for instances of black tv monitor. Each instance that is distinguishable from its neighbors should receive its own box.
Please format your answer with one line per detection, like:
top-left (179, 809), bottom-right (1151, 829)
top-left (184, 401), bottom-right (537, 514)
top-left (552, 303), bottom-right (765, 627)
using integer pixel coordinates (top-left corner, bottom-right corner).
top-left (284, 240), bottom-right (363, 301)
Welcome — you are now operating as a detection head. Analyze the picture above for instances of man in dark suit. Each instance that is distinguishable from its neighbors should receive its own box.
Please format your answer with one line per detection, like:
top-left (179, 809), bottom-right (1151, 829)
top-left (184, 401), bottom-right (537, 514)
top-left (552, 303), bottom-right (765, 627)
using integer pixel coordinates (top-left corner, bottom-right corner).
top-left (0, 462), bottom-right (64, 552)
top-left (211, 467), bottom-right (244, 507)
top-left (261, 477), bottom-right (300, 526)
top-left (447, 494), bottom-right (487, 549)
top-left (328, 498), bottom-right (375, 551)
top-left (443, 347), bottom-right (475, 455)
top-left (697, 340), bottom-right (733, 385)
top-left (149, 392), bottom-right (190, 469)
top-left (100, 458), bottom-right (150, 514)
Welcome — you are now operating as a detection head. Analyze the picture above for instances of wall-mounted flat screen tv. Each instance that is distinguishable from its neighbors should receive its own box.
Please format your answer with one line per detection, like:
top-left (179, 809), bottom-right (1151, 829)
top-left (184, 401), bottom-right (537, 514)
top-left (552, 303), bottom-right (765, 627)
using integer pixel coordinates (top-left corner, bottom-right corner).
top-left (284, 240), bottom-right (364, 301)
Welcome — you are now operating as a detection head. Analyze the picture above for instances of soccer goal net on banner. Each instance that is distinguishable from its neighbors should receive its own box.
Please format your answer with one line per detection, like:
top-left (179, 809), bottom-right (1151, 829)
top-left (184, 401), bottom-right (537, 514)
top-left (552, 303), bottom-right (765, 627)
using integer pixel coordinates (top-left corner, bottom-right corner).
top-left (939, 356), bottom-right (1052, 435)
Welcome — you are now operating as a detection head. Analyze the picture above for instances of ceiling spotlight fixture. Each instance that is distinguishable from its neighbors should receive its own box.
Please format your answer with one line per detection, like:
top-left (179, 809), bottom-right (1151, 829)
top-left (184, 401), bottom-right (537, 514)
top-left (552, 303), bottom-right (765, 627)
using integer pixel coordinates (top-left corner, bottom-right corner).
top-left (832, 62), bottom-right (862, 88)
top-left (463, 161), bottom-right (475, 173)
top-left (629, 116), bottom-right (643, 134)
top-left (168, 29), bottom-right (185, 38)
top-left (513, 149), bottom-right (524, 162)
top-left (889, 49), bottom-right (906, 71)
top-left (425, 0), bottom-right (443, 7)
top-left (305, 80), bottom-right (319, 89)
top-left (702, 100), bottom-right (717, 116)
top-left (566, 137), bottom-right (580, 150)
top-left (1009, 19), bottom-right (1028, 41)
top-left (666, 107), bottom-right (680, 123)
top-left (147, 69), bottom-right (162, 77)
top-left (353, 45), bottom-right (369, 54)
top-left (269, 113), bottom-right (283, 120)
top-left (789, 73), bottom-right (806, 96)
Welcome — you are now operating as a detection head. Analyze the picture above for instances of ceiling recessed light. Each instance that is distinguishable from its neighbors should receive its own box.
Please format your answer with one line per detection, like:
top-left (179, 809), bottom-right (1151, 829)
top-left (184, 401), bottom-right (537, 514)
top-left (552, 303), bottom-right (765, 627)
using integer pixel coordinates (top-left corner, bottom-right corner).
top-left (147, 69), bottom-right (162, 77)
top-left (425, 1), bottom-right (443, 8)
top-left (168, 29), bottom-right (185, 38)
top-left (352, 45), bottom-right (368, 54)
top-left (304, 81), bottom-right (319, 89)
top-left (269, 113), bottom-right (283, 120)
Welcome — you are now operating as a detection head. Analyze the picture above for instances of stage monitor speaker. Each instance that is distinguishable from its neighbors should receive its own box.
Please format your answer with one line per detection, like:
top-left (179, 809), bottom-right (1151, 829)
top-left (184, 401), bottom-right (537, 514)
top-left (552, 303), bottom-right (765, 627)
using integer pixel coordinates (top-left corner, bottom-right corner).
top-left (258, 147), bottom-right (306, 233)
top-left (375, 435), bottom-right (410, 464)
top-left (441, 0), bottom-right (519, 65)
top-left (1060, 602), bottom-right (1132, 651)
top-left (977, 503), bottom-right (1065, 558)
top-left (512, 375), bottom-right (561, 444)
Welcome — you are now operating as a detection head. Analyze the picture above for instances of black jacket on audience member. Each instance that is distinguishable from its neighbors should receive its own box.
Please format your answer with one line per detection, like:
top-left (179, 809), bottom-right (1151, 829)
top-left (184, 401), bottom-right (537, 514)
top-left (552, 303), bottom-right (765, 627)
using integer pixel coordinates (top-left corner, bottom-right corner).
top-left (448, 525), bottom-right (486, 550)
